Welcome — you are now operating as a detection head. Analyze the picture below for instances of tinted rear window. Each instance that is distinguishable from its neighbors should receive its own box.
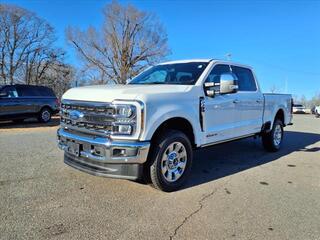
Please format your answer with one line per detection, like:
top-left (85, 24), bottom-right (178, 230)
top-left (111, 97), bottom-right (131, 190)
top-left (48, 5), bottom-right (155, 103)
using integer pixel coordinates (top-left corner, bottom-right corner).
top-left (16, 86), bottom-right (56, 97)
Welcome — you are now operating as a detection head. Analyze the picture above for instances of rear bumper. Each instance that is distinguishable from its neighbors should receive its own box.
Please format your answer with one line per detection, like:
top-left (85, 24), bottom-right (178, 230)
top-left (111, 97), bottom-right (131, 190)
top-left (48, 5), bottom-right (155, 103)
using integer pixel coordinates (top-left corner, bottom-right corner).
top-left (57, 128), bottom-right (150, 179)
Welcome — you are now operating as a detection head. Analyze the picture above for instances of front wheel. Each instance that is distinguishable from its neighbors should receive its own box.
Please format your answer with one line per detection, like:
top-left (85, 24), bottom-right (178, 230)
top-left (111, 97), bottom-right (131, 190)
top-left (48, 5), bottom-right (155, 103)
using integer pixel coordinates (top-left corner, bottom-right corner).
top-left (38, 107), bottom-right (52, 123)
top-left (262, 119), bottom-right (284, 152)
top-left (148, 130), bottom-right (193, 192)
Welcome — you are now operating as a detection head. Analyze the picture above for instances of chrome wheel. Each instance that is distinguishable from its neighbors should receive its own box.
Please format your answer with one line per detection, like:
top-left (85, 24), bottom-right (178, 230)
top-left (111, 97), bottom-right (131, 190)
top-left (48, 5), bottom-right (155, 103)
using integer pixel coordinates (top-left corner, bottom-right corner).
top-left (161, 142), bottom-right (187, 183)
top-left (41, 110), bottom-right (51, 122)
top-left (273, 124), bottom-right (282, 146)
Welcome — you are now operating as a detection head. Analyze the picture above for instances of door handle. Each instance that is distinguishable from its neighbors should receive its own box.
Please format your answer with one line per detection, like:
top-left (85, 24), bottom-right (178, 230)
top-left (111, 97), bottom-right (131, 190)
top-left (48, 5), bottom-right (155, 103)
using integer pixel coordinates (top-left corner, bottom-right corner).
top-left (233, 99), bottom-right (240, 104)
top-left (256, 99), bottom-right (262, 103)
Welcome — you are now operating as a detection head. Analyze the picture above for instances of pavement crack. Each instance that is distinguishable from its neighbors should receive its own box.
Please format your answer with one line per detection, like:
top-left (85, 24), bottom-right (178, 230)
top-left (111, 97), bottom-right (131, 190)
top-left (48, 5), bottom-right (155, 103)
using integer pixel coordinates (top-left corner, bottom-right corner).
top-left (169, 181), bottom-right (229, 240)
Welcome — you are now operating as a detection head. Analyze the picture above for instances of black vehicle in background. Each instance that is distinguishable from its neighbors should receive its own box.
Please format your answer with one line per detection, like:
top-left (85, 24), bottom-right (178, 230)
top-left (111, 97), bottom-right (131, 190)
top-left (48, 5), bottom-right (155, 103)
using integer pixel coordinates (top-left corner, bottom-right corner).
top-left (0, 84), bottom-right (59, 123)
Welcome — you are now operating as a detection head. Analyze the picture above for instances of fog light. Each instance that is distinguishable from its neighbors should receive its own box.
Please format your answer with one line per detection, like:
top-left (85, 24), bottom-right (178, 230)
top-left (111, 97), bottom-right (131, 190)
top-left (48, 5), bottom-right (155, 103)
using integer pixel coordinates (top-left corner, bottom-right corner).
top-left (112, 148), bottom-right (137, 157)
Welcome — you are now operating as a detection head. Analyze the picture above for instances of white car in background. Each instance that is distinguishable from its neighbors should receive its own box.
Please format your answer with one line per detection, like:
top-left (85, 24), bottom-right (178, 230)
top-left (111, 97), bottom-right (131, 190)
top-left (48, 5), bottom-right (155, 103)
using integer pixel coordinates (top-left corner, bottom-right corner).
top-left (292, 104), bottom-right (307, 114)
top-left (315, 106), bottom-right (320, 118)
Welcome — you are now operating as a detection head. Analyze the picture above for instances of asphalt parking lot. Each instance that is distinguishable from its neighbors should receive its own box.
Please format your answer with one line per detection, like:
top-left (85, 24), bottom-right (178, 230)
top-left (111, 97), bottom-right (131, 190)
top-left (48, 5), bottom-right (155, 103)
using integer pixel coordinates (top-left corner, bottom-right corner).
top-left (0, 115), bottom-right (319, 240)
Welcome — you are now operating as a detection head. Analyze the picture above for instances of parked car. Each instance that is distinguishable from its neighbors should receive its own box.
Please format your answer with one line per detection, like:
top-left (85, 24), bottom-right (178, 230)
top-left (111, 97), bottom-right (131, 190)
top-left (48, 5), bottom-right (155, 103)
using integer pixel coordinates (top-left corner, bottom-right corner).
top-left (57, 59), bottom-right (293, 191)
top-left (292, 104), bottom-right (307, 114)
top-left (0, 84), bottom-right (59, 123)
top-left (315, 106), bottom-right (320, 118)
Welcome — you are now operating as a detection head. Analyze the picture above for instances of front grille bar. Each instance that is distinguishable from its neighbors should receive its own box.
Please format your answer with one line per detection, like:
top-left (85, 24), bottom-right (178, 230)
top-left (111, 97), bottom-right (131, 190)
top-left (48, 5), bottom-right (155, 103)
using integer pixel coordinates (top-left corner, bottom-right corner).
top-left (60, 100), bottom-right (116, 135)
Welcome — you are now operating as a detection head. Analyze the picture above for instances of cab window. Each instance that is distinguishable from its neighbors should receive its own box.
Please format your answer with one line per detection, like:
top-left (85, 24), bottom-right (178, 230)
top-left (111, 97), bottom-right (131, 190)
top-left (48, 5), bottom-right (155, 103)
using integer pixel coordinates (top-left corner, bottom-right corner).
top-left (231, 66), bottom-right (257, 91)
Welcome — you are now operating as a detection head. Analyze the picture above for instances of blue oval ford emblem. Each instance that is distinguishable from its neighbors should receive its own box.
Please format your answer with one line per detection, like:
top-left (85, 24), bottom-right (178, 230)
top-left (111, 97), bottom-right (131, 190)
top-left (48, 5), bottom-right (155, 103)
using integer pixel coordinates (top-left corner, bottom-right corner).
top-left (69, 110), bottom-right (84, 121)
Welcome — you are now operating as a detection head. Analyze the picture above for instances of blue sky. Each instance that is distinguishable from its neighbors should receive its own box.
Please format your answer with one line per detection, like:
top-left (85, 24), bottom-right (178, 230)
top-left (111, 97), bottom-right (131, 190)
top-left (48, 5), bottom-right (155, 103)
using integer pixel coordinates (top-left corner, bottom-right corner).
top-left (3, 0), bottom-right (320, 99)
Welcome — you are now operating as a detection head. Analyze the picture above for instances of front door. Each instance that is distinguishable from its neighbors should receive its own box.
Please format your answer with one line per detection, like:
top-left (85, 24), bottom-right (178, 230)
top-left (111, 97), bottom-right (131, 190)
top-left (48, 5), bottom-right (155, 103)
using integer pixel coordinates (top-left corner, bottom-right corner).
top-left (203, 64), bottom-right (239, 144)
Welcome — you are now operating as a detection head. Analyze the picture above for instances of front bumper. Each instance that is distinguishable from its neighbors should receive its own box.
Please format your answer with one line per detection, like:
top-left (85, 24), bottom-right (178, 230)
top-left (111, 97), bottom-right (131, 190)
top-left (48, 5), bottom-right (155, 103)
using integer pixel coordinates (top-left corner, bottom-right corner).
top-left (57, 128), bottom-right (150, 179)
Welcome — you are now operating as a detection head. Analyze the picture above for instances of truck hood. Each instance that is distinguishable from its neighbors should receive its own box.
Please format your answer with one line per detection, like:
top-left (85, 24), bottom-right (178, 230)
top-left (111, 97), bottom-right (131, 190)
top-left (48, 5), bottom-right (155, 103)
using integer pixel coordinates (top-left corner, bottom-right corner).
top-left (62, 84), bottom-right (192, 102)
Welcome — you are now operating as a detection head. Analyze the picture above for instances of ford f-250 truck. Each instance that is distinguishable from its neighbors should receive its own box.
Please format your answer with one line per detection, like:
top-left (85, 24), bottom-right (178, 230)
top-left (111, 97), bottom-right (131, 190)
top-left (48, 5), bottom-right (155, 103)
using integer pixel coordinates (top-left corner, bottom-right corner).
top-left (57, 59), bottom-right (293, 192)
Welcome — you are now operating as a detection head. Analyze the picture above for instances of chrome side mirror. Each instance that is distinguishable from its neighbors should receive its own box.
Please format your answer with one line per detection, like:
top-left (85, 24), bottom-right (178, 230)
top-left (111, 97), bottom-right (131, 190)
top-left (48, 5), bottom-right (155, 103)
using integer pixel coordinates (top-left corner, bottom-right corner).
top-left (220, 73), bottom-right (238, 94)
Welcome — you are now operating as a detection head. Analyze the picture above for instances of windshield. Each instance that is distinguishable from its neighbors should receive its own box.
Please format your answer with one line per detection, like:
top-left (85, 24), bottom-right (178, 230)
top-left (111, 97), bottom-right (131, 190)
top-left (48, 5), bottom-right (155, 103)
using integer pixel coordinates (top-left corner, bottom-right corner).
top-left (129, 62), bottom-right (208, 85)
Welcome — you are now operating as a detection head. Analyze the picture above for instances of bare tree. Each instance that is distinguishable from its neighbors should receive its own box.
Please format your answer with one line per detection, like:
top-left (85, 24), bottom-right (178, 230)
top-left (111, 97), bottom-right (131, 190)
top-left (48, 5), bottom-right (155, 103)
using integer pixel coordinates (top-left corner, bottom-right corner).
top-left (0, 4), bottom-right (60, 85)
top-left (67, 1), bottom-right (170, 84)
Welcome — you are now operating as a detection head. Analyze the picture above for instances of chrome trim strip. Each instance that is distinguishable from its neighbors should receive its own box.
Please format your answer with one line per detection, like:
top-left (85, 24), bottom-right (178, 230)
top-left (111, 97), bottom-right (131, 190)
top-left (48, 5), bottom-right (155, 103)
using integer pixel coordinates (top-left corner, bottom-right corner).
top-left (201, 133), bottom-right (256, 148)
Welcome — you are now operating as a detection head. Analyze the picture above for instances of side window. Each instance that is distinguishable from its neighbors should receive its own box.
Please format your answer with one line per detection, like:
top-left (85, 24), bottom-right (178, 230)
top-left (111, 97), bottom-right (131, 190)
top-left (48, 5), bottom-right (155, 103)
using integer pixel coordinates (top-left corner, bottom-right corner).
top-left (205, 64), bottom-right (231, 84)
top-left (231, 66), bottom-right (257, 91)
top-left (3, 86), bottom-right (18, 98)
top-left (17, 86), bottom-right (39, 96)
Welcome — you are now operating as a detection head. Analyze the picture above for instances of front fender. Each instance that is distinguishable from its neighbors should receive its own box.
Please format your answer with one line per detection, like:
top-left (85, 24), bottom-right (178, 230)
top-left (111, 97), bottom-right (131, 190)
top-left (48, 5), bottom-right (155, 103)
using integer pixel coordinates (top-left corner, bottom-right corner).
top-left (140, 101), bottom-right (201, 146)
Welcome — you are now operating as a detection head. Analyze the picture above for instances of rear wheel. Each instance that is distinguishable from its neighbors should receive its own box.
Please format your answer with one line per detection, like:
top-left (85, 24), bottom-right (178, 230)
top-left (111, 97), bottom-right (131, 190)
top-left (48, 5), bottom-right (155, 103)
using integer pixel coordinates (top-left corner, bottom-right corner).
top-left (148, 130), bottom-right (193, 192)
top-left (262, 119), bottom-right (283, 152)
top-left (38, 107), bottom-right (52, 123)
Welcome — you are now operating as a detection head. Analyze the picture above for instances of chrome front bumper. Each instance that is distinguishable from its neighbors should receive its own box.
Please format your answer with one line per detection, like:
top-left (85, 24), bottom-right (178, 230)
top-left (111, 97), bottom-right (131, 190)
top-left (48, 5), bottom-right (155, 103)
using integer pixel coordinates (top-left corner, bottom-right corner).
top-left (57, 128), bottom-right (150, 164)
top-left (57, 128), bottom-right (150, 179)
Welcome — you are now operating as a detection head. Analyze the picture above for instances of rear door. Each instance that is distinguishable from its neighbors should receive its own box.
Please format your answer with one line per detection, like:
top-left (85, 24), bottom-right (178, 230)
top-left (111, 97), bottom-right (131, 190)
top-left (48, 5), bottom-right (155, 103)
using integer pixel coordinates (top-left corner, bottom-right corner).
top-left (231, 66), bottom-right (264, 136)
top-left (15, 85), bottom-right (39, 114)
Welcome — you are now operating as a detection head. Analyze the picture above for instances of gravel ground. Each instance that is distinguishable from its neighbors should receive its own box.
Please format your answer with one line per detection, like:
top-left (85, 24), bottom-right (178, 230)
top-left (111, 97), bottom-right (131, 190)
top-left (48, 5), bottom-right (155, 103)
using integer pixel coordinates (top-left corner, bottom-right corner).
top-left (0, 114), bottom-right (319, 240)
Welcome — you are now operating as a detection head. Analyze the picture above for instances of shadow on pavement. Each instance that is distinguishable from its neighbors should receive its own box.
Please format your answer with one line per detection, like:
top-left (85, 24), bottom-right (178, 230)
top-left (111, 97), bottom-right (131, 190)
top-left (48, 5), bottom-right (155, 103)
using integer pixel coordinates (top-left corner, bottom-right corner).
top-left (0, 116), bottom-right (59, 129)
top-left (182, 131), bottom-right (320, 190)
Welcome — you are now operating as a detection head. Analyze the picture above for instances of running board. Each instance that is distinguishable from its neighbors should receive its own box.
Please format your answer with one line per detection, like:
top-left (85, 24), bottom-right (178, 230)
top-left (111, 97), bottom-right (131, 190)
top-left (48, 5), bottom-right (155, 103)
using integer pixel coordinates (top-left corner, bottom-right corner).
top-left (200, 133), bottom-right (257, 148)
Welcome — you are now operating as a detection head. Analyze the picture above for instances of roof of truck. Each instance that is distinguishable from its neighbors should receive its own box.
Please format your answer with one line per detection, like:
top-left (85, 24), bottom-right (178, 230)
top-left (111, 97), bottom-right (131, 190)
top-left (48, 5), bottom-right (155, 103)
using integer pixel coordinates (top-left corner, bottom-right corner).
top-left (158, 59), bottom-right (252, 69)
top-left (159, 59), bottom-right (213, 65)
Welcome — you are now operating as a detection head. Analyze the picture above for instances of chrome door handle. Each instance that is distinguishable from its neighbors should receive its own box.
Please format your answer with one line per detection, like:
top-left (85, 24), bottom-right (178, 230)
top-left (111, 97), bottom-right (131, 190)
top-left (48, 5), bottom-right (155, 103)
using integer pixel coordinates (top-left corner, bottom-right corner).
top-left (233, 99), bottom-right (240, 104)
top-left (256, 99), bottom-right (262, 103)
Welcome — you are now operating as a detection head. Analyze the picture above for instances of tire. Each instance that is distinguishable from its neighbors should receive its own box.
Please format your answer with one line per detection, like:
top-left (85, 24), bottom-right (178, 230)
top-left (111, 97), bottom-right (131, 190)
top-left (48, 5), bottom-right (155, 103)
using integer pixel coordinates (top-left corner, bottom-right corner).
top-left (148, 130), bottom-right (193, 192)
top-left (262, 119), bottom-right (284, 152)
top-left (38, 107), bottom-right (52, 123)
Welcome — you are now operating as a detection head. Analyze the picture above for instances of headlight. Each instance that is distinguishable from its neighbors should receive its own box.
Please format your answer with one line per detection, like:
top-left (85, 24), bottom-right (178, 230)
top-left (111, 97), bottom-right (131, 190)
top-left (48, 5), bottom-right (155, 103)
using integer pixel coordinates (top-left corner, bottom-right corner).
top-left (112, 103), bottom-right (137, 136)
top-left (113, 124), bottom-right (133, 135)
top-left (115, 105), bottom-right (134, 118)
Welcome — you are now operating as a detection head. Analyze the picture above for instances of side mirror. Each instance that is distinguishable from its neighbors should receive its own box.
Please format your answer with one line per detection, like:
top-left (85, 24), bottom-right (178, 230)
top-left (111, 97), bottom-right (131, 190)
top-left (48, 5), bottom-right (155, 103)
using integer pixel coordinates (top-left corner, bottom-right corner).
top-left (220, 73), bottom-right (238, 94)
top-left (0, 92), bottom-right (8, 98)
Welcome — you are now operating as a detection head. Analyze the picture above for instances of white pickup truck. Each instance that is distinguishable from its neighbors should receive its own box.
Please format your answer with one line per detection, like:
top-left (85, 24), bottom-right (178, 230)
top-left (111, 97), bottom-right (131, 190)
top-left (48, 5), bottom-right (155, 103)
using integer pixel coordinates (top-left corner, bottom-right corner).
top-left (57, 59), bottom-right (293, 191)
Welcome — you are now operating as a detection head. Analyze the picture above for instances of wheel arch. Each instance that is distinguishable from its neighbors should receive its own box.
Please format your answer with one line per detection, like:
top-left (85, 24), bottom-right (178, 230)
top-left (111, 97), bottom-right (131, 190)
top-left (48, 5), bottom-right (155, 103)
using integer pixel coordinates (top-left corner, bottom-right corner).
top-left (150, 117), bottom-right (197, 148)
top-left (38, 105), bottom-right (53, 113)
top-left (274, 108), bottom-right (285, 125)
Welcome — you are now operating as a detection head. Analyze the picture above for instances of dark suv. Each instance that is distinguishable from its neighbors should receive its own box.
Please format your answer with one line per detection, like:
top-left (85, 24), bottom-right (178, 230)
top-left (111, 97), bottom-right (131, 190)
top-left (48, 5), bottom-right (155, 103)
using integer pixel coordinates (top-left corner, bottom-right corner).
top-left (0, 84), bottom-right (59, 123)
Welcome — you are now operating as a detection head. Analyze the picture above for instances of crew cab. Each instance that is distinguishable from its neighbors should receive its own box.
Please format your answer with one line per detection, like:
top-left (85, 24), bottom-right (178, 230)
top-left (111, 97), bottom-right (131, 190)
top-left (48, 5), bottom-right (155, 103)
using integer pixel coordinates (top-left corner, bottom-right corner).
top-left (57, 59), bottom-right (293, 191)
top-left (0, 84), bottom-right (59, 123)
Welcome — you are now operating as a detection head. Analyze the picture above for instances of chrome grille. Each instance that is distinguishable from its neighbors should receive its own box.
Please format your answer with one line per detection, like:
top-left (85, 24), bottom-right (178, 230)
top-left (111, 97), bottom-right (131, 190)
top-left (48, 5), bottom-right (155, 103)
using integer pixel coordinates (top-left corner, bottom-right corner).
top-left (60, 101), bottom-right (116, 135)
